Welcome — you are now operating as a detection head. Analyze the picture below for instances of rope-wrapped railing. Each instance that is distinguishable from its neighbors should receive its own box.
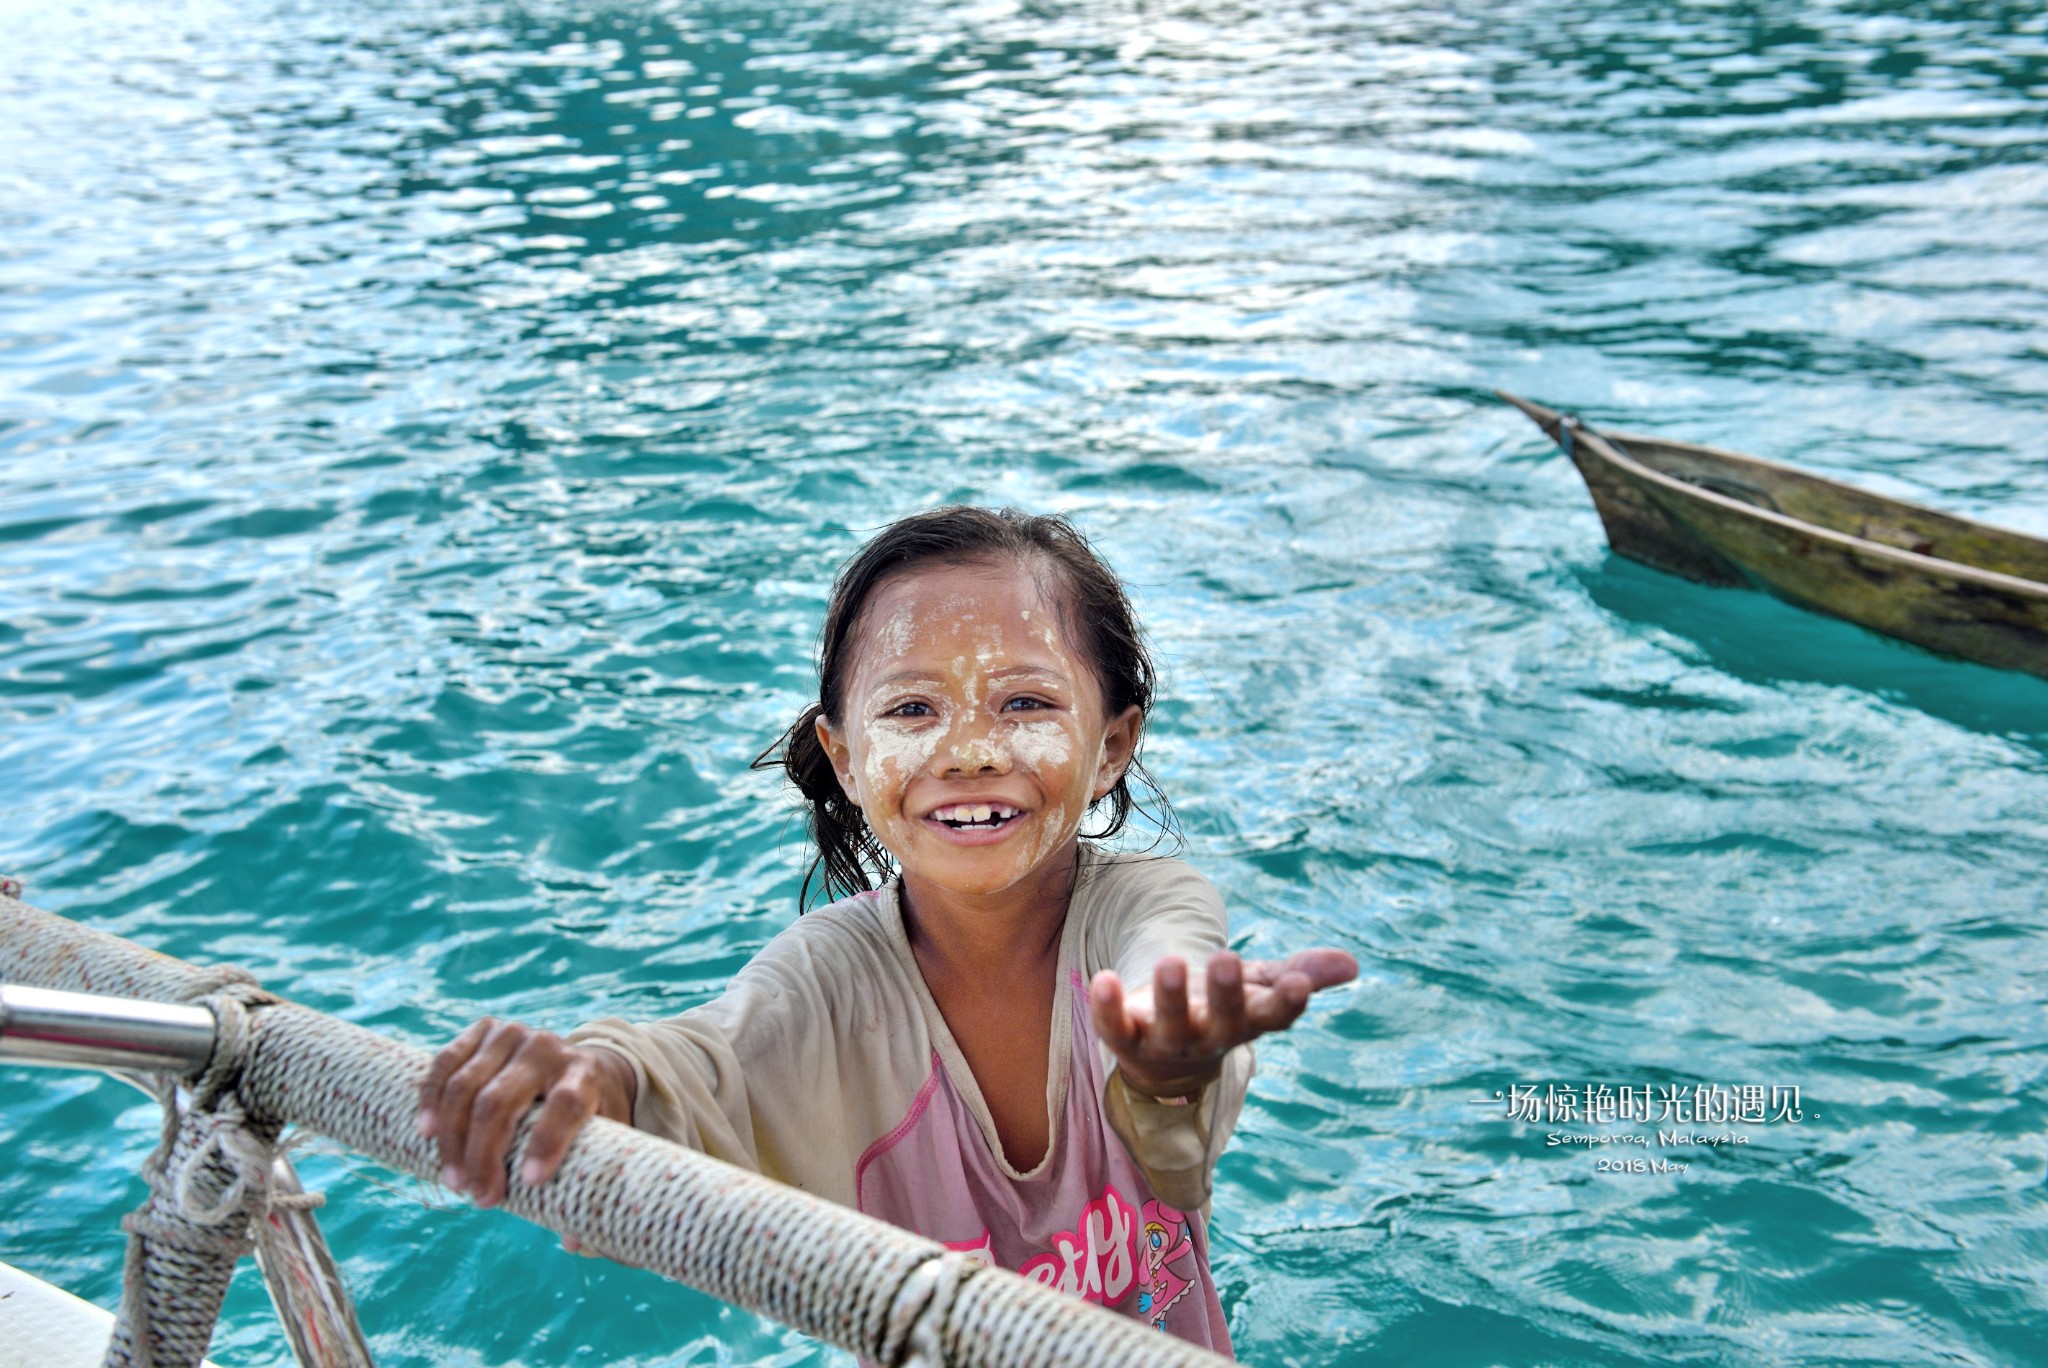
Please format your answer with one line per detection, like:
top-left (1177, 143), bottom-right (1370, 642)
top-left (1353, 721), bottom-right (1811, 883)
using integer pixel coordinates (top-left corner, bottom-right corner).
top-left (0, 892), bottom-right (1234, 1368)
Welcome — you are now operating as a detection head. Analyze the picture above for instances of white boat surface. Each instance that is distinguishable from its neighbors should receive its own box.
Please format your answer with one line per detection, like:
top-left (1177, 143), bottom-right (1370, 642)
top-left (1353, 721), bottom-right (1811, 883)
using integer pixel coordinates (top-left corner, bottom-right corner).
top-left (0, 1258), bottom-right (223, 1368)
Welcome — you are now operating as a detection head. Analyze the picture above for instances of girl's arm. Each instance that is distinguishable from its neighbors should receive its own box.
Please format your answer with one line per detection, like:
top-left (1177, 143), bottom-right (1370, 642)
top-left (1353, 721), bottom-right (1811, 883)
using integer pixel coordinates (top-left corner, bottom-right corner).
top-left (1091, 949), bottom-right (1355, 1212)
top-left (1079, 856), bottom-right (1356, 1208)
top-left (417, 907), bottom-right (911, 1213)
top-left (416, 956), bottom-right (820, 1206)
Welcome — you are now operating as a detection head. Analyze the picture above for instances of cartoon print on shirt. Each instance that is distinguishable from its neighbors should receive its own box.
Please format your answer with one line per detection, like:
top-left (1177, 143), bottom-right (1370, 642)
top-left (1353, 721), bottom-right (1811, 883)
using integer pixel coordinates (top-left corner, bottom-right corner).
top-left (1137, 1199), bottom-right (1196, 1330)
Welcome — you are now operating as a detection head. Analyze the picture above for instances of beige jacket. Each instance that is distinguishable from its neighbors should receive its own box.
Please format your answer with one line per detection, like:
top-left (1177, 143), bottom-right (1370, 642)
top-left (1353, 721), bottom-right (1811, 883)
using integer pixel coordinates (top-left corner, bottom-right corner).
top-left (566, 847), bottom-right (1253, 1213)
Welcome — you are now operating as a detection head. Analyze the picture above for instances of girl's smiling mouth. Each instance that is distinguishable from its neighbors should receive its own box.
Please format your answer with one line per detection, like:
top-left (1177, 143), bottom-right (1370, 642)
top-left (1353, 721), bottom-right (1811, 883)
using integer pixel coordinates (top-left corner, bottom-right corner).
top-left (923, 801), bottom-right (1027, 841)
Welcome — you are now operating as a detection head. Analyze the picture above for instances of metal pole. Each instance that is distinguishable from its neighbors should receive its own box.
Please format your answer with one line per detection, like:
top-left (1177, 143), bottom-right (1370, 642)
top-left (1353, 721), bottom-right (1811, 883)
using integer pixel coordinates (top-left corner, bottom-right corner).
top-left (248, 1144), bottom-right (377, 1367)
top-left (4, 985), bottom-right (376, 1367)
top-left (0, 984), bottom-right (215, 1073)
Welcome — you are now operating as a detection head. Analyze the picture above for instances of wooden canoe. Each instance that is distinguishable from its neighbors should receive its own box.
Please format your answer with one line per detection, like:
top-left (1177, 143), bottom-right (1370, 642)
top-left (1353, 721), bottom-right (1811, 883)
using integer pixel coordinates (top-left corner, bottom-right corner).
top-left (1497, 390), bottom-right (2048, 680)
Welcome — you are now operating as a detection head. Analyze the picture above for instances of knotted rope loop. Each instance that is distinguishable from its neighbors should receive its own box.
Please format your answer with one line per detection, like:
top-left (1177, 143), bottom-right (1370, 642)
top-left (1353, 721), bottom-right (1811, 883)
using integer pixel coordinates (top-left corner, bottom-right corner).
top-left (119, 1206), bottom-right (250, 1258)
top-left (188, 984), bottom-right (275, 1111)
top-left (107, 979), bottom-right (302, 1367)
top-left (171, 1099), bottom-right (280, 1226)
top-left (162, 1100), bottom-right (325, 1229)
top-left (882, 1252), bottom-right (978, 1368)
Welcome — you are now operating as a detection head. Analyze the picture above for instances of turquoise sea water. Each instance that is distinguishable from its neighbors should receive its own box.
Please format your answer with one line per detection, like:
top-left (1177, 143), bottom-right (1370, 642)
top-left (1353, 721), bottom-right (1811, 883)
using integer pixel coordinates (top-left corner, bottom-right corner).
top-left (4, 0), bottom-right (2046, 1363)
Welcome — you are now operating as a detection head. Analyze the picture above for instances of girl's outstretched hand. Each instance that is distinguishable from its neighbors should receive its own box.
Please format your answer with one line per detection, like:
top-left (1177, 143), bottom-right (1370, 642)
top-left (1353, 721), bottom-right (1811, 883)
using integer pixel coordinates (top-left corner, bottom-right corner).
top-left (1090, 949), bottom-right (1358, 1101)
top-left (416, 1018), bottom-right (637, 1229)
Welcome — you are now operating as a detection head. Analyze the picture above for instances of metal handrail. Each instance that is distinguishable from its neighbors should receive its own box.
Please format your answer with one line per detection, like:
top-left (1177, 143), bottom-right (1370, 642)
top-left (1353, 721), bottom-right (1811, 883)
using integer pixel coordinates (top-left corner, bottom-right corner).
top-left (1, 984), bottom-right (215, 1073)
top-left (2, 984), bottom-right (375, 1368)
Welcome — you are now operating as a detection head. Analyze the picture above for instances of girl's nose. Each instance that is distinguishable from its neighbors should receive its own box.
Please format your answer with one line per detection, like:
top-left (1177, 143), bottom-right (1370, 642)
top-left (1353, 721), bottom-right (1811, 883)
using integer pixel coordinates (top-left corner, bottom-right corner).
top-left (938, 717), bottom-right (1011, 776)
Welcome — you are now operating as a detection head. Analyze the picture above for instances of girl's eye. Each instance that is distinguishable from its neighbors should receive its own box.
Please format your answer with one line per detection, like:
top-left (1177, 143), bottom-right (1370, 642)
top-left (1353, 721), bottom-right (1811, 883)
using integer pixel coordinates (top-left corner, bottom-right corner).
top-left (884, 700), bottom-right (934, 718)
top-left (1002, 696), bottom-right (1051, 712)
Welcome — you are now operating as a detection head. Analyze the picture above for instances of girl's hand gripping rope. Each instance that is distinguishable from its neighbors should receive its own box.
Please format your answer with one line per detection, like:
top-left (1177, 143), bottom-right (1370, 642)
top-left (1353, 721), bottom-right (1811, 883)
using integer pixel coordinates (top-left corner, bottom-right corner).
top-left (417, 1018), bottom-right (638, 1238)
top-left (1090, 949), bottom-right (1358, 1101)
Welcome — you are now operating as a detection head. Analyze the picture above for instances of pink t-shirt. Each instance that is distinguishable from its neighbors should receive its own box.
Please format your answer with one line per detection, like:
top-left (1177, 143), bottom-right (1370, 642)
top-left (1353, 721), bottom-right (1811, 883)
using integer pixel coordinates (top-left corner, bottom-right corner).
top-left (568, 849), bottom-right (1251, 1354)
top-left (856, 969), bottom-right (1229, 1346)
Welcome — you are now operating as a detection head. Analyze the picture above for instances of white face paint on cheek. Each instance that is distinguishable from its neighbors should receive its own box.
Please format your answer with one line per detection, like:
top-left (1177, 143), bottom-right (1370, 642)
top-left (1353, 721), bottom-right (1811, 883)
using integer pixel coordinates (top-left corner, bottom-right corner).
top-left (1006, 718), bottom-right (1074, 769)
top-left (1029, 797), bottom-right (1075, 865)
top-left (844, 599), bottom-right (956, 812)
top-left (842, 675), bottom-right (947, 832)
top-left (1010, 730), bottom-right (1084, 868)
top-left (858, 722), bottom-right (942, 799)
top-left (852, 723), bottom-right (942, 856)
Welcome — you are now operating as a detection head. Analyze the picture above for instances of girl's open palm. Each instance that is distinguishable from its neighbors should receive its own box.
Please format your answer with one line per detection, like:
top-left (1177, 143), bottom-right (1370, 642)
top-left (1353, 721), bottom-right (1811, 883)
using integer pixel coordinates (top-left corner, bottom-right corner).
top-left (1089, 948), bottom-right (1358, 1100)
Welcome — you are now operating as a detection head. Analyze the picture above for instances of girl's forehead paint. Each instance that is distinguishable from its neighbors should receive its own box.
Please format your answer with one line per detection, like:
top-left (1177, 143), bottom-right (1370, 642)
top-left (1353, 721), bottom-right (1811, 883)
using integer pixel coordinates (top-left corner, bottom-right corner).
top-left (873, 604), bottom-right (919, 661)
top-left (853, 584), bottom-right (1090, 706)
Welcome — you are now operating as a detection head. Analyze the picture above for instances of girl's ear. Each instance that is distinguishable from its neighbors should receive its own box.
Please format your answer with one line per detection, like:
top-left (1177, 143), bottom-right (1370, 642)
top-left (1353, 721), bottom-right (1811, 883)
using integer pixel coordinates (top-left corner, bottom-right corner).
top-left (815, 714), bottom-right (859, 801)
top-left (1093, 704), bottom-right (1144, 799)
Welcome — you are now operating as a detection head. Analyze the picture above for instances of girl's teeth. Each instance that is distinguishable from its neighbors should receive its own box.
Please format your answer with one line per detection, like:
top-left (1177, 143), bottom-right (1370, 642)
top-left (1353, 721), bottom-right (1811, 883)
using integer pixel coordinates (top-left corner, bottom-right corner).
top-left (932, 804), bottom-right (1019, 824)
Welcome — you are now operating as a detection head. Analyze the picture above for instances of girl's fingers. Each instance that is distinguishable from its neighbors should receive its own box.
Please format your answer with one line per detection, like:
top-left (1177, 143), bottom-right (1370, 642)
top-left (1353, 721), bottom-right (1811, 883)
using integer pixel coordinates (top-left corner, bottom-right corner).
top-left (1237, 947), bottom-right (1358, 1013)
top-left (1152, 956), bottom-right (1193, 1051)
top-left (1243, 971), bottom-right (1315, 1037)
top-left (1106, 945), bottom-right (1354, 1077)
top-left (432, 1023), bottom-right (528, 1192)
top-left (520, 1070), bottom-right (600, 1190)
top-left (1090, 970), bottom-right (1139, 1052)
top-left (417, 1018), bottom-right (493, 1137)
top-left (1244, 948), bottom-right (1358, 991)
top-left (1205, 953), bottom-right (1247, 1051)
top-left (1278, 947), bottom-right (1359, 990)
top-left (463, 1056), bottom-right (551, 1209)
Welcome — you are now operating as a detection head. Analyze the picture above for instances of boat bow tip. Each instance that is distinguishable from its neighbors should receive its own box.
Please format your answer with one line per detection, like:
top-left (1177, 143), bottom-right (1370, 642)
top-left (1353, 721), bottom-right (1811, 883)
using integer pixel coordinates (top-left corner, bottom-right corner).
top-left (1494, 389), bottom-right (1570, 443)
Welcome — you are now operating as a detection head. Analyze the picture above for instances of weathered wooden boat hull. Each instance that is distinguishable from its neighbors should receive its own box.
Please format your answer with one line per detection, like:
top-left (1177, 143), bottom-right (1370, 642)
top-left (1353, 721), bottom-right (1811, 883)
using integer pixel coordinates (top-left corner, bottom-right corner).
top-left (1498, 391), bottom-right (2048, 680)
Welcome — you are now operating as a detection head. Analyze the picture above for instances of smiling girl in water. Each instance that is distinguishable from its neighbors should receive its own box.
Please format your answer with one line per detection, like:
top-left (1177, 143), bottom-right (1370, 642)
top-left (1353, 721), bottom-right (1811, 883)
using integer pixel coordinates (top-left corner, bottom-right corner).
top-left (418, 506), bottom-right (1355, 1352)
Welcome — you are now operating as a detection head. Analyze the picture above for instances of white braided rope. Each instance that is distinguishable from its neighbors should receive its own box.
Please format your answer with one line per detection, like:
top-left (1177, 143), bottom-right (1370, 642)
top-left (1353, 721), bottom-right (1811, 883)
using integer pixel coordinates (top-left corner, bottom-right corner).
top-left (1, 893), bottom-right (1233, 1368)
top-left (105, 986), bottom-right (295, 1368)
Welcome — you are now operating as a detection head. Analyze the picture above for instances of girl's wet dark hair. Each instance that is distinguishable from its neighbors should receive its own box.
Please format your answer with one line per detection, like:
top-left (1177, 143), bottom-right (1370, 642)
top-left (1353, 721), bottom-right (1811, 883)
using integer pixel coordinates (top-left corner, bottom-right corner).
top-left (756, 505), bottom-right (1177, 908)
